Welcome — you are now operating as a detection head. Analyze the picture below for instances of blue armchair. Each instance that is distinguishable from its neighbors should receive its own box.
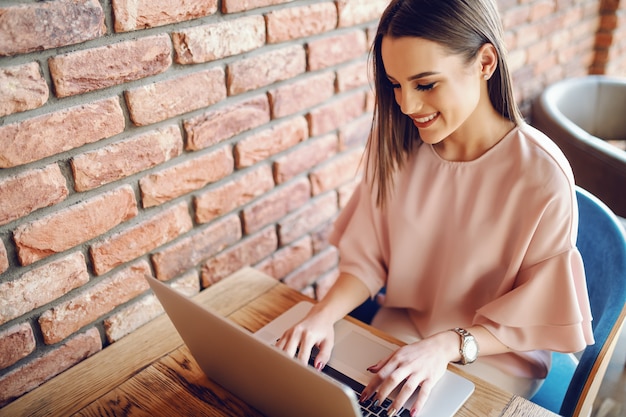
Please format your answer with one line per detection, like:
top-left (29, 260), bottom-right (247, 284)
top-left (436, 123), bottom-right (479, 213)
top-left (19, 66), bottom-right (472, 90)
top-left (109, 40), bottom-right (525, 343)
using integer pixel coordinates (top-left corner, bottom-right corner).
top-left (530, 187), bottom-right (626, 416)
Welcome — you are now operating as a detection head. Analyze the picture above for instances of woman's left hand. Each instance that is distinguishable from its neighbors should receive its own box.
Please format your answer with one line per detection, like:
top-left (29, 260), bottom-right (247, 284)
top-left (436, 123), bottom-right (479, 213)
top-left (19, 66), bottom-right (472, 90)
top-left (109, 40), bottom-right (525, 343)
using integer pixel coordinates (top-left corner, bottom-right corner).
top-left (360, 331), bottom-right (457, 416)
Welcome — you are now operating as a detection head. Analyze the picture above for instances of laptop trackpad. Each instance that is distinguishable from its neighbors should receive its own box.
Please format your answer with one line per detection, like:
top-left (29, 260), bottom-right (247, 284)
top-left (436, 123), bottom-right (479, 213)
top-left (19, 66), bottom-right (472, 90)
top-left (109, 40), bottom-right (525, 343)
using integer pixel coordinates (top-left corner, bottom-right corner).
top-left (329, 324), bottom-right (396, 385)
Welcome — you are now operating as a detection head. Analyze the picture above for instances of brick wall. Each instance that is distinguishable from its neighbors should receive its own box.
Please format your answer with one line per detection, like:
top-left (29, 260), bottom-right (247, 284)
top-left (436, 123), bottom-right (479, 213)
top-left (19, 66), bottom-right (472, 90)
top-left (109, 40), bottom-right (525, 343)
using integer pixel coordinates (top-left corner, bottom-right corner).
top-left (591, 0), bottom-right (626, 74)
top-left (0, 0), bottom-right (621, 407)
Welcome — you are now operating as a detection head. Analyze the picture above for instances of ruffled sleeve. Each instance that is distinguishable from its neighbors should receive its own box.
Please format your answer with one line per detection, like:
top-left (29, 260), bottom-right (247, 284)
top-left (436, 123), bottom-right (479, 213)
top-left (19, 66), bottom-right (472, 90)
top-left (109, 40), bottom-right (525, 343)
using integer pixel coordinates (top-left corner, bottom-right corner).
top-left (329, 178), bottom-right (387, 297)
top-left (476, 248), bottom-right (593, 352)
top-left (474, 189), bottom-right (594, 353)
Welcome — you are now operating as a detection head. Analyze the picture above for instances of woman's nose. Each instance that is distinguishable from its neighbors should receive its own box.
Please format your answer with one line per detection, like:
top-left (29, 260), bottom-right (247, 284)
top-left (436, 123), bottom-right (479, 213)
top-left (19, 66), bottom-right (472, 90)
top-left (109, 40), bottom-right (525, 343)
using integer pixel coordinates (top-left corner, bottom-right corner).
top-left (399, 90), bottom-right (422, 115)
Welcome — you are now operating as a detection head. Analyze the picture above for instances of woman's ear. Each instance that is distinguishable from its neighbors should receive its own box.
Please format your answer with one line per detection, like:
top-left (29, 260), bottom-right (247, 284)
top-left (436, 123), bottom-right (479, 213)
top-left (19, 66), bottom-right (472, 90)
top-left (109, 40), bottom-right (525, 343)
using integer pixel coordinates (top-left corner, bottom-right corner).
top-left (478, 43), bottom-right (498, 80)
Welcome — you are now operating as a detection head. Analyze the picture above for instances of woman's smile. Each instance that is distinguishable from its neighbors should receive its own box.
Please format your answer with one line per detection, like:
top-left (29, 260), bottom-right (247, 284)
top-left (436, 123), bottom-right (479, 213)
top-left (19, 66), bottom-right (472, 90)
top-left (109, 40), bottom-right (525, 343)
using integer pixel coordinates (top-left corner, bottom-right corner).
top-left (411, 112), bottom-right (439, 128)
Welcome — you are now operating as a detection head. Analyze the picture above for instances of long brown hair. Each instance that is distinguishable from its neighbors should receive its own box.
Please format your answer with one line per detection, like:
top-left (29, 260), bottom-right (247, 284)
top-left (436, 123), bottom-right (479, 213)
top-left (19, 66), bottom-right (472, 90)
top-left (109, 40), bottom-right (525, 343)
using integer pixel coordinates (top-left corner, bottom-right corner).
top-left (367, 0), bottom-right (523, 205)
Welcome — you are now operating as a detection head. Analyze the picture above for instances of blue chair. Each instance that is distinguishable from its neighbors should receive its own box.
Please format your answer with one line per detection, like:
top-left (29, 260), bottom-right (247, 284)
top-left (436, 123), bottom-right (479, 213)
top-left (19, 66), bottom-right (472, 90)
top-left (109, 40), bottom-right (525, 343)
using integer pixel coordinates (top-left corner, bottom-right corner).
top-left (530, 186), bottom-right (626, 416)
top-left (349, 187), bottom-right (626, 417)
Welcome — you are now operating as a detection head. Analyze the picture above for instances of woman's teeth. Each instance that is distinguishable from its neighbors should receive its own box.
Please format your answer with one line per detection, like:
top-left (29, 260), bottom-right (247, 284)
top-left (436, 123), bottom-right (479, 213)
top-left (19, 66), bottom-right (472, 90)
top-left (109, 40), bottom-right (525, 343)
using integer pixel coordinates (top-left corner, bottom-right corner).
top-left (415, 113), bottom-right (437, 123)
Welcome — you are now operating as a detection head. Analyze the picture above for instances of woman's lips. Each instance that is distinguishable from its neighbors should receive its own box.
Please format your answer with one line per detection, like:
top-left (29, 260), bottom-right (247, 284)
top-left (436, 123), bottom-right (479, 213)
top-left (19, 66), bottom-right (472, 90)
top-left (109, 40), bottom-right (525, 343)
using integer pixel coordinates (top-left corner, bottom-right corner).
top-left (412, 112), bottom-right (439, 129)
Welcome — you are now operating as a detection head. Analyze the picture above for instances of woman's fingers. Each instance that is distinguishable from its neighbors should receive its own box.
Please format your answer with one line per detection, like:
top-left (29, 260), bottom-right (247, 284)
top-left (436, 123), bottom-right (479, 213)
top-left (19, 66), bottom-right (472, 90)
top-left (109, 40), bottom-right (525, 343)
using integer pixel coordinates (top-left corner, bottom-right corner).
top-left (359, 343), bottom-right (447, 416)
top-left (406, 378), bottom-right (434, 416)
top-left (314, 339), bottom-right (333, 370)
top-left (275, 320), bottom-right (334, 370)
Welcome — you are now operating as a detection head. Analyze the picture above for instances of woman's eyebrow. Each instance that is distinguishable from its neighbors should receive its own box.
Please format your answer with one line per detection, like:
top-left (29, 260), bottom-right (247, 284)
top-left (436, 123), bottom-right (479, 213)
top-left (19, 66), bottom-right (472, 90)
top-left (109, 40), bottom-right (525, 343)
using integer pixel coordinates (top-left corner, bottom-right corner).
top-left (408, 71), bottom-right (440, 81)
top-left (386, 71), bottom-right (440, 82)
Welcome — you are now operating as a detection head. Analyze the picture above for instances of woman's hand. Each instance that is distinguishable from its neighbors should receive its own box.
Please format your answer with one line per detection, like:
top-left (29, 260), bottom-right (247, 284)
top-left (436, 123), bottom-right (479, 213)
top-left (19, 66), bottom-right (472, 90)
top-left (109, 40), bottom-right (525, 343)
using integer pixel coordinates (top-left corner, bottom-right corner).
top-left (275, 272), bottom-right (372, 370)
top-left (360, 330), bottom-right (459, 416)
top-left (274, 306), bottom-right (336, 370)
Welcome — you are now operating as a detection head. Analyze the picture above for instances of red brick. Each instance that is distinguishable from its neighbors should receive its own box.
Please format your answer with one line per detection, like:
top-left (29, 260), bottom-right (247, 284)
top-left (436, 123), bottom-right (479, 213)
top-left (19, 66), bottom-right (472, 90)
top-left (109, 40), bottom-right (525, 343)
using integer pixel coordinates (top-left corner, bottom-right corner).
top-left (0, 252), bottom-right (89, 325)
top-left (113, 0), bottom-right (217, 32)
top-left (201, 226), bottom-right (277, 286)
top-left (562, 6), bottom-right (585, 28)
top-left (531, 0), bottom-right (556, 20)
top-left (338, 178), bottom-right (360, 208)
top-left (336, 58), bottom-right (369, 92)
top-left (104, 271), bottom-right (200, 343)
top-left (499, 0), bottom-right (518, 10)
top-left (0, 63), bottom-right (49, 117)
top-left (104, 294), bottom-right (164, 343)
top-left (515, 24), bottom-right (542, 48)
top-left (314, 267), bottom-right (340, 300)
top-left (90, 202), bottom-right (193, 275)
top-left (242, 178), bottom-right (311, 234)
top-left (507, 48), bottom-right (528, 73)
top-left (599, 14), bottom-right (618, 31)
top-left (501, 5), bottom-right (531, 28)
top-left (170, 271), bottom-right (202, 296)
top-left (152, 214), bottom-right (242, 280)
top-left (235, 116), bottom-right (309, 168)
top-left (72, 124), bottom-right (183, 192)
top-left (336, 0), bottom-right (388, 27)
top-left (0, 328), bottom-right (101, 407)
top-left (311, 219), bottom-right (335, 254)
top-left (301, 286), bottom-right (316, 299)
top-left (277, 192), bottom-right (338, 245)
top-left (595, 32), bottom-right (615, 48)
top-left (222, 0), bottom-right (291, 13)
top-left (307, 92), bottom-right (367, 136)
top-left (173, 16), bottom-right (265, 64)
top-left (125, 67), bottom-right (226, 126)
top-left (106, 271), bottom-right (200, 342)
top-left (14, 186), bottom-right (138, 266)
top-left (39, 261), bottom-right (151, 345)
top-left (339, 115), bottom-right (371, 149)
top-left (195, 165), bottom-right (275, 224)
top-left (0, 241), bottom-right (7, 275)
top-left (504, 30), bottom-right (517, 51)
top-left (140, 146), bottom-right (234, 208)
top-left (307, 30), bottom-right (368, 71)
top-left (184, 95), bottom-right (270, 151)
top-left (266, 3), bottom-right (337, 44)
top-left (259, 235), bottom-right (313, 280)
top-left (366, 25), bottom-right (377, 46)
top-left (0, 323), bottom-right (36, 370)
top-left (283, 246), bottom-right (338, 291)
top-left (0, 97), bottom-right (125, 168)
top-left (0, 164), bottom-right (69, 227)
top-left (227, 45), bottom-right (306, 95)
top-left (0, 0), bottom-right (105, 56)
top-left (268, 71), bottom-right (336, 119)
top-left (274, 134), bottom-right (338, 184)
top-left (49, 35), bottom-right (172, 98)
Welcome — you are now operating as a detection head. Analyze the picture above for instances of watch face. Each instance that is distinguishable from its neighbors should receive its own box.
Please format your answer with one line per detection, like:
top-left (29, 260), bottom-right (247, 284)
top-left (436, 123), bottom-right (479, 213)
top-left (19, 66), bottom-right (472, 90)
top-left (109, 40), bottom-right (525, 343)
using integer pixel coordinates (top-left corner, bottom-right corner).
top-left (464, 338), bottom-right (478, 361)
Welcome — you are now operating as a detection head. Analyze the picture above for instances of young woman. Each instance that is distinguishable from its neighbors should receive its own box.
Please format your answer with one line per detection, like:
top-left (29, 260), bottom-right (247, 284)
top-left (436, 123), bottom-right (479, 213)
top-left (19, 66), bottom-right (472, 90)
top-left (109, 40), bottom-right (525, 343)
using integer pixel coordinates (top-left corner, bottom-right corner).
top-left (276, 1), bottom-right (594, 415)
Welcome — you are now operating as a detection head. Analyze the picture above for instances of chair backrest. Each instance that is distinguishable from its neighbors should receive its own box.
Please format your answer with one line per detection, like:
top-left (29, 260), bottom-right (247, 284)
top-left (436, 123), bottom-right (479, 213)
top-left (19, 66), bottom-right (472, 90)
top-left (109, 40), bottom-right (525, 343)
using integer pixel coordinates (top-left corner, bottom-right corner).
top-left (560, 187), bottom-right (626, 417)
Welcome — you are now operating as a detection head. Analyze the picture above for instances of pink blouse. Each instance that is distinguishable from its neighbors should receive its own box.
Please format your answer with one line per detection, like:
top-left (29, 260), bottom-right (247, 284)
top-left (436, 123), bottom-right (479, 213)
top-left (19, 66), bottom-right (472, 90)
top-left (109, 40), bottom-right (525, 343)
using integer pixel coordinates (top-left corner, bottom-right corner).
top-left (329, 124), bottom-right (594, 378)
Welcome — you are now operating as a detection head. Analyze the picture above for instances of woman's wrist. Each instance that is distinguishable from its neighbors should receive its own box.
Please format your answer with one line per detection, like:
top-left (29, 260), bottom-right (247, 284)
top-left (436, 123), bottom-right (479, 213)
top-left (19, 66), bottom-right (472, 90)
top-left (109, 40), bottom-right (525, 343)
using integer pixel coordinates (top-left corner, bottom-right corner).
top-left (431, 330), bottom-right (464, 363)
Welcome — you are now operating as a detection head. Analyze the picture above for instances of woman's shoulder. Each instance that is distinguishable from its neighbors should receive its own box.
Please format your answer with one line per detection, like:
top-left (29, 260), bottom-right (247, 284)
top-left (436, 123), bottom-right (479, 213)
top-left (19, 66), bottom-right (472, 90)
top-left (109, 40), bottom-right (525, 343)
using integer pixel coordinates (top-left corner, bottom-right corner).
top-left (512, 123), bottom-right (576, 187)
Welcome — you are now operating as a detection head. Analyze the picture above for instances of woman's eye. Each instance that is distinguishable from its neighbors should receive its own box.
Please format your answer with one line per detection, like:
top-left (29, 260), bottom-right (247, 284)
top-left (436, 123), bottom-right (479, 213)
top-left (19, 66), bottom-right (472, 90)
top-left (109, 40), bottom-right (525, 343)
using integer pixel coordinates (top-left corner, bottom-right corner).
top-left (416, 82), bottom-right (436, 91)
top-left (389, 82), bottom-right (401, 89)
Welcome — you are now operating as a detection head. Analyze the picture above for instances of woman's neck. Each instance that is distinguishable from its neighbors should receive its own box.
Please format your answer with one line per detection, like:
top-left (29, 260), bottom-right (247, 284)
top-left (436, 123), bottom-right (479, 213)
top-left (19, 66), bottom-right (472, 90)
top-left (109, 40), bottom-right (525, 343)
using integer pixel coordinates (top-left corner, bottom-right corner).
top-left (433, 106), bottom-right (516, 161)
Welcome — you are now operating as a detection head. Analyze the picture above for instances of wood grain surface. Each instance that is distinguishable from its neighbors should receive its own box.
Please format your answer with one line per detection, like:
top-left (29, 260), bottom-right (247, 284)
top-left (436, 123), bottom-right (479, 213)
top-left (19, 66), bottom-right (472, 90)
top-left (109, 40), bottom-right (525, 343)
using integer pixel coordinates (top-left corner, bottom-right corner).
top-left (0, 267), bottom-right (558, 417)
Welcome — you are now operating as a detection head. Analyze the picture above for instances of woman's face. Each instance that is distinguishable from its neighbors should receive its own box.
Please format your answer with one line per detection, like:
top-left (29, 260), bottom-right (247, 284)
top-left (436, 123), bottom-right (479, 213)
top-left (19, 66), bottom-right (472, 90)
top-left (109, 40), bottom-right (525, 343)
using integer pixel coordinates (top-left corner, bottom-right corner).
top-left (381, 36), bottom-right (485, 145)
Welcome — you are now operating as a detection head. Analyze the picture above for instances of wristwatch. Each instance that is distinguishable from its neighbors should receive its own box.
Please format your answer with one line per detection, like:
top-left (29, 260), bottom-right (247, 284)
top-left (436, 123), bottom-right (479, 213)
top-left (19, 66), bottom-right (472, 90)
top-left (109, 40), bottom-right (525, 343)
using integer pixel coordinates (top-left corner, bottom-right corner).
top-left (451, 328), bottom-right (479, 365)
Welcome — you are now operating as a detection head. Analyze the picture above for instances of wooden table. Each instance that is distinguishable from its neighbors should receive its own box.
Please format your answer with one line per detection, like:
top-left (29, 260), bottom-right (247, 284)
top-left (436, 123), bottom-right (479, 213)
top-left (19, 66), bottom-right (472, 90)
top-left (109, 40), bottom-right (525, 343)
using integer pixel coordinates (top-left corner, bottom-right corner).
top-left (0, 267), bottom-right (558, 417)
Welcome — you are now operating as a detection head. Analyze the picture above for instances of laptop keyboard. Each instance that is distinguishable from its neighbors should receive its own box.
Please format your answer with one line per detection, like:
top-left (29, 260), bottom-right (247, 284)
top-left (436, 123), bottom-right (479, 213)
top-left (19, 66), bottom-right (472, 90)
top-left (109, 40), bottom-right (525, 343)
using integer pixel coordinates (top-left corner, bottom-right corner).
top-left (308, 349), bottom-right (411, 417)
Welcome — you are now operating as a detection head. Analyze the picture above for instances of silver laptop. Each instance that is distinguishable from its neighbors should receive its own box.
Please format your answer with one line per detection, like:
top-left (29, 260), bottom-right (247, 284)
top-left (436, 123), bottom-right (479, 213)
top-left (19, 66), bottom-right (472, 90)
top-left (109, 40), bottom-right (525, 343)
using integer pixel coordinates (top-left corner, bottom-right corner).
top-left (147, 277), bottom-right (474, 417)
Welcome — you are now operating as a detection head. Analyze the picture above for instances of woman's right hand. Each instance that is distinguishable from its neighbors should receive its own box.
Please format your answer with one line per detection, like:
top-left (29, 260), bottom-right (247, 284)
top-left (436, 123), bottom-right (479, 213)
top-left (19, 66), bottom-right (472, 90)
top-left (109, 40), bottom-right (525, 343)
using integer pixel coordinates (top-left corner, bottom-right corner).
top-left (274, 306), bottom-right (336, 371)
top-left (275, 272), bottom-right (373, 370)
